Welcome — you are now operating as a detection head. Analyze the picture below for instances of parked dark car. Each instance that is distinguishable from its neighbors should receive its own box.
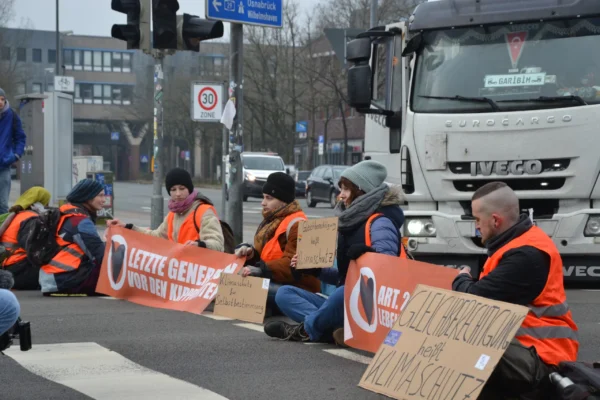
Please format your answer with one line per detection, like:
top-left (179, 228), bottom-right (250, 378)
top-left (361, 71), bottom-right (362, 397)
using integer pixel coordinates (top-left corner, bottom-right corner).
top-left (305, 165), bottom-right (348, 208)
top-left (295, 170), bottom-right (310, 197)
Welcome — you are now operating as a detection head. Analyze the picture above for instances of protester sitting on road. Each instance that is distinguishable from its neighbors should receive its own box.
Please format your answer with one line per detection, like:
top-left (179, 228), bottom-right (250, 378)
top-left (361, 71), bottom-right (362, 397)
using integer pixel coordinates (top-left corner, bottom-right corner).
top-left (39, 179), bottom-right (107, 296)
top-left (263, 160), bottom-right (405, 343)
top-left (235, 172), bottom-right (320, 314)
top-left (453, 181), bottom-right (579, 399)
top-left (0, 187), bottom-right (51, 290)
top-left (0, 290), bottom-right (19, 336)
top-left (108, 168), bottom-right (224, 252)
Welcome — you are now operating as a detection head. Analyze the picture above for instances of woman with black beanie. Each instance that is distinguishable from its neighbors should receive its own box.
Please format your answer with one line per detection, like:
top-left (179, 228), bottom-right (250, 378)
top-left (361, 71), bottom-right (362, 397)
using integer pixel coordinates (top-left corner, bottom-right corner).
top-left (39, 179), bottom-right (107, 296)
top-left (109, 168), bottom-right (224, 251)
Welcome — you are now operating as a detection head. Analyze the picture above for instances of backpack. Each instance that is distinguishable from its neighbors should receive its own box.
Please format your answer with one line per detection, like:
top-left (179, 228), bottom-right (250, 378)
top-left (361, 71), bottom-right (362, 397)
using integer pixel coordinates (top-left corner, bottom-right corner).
top-left (552, 362), bottom-right (600, 400)
top-left (192, 205), bottom-right (235, 254)
top-left (22, 208), bottom-right (63, 267)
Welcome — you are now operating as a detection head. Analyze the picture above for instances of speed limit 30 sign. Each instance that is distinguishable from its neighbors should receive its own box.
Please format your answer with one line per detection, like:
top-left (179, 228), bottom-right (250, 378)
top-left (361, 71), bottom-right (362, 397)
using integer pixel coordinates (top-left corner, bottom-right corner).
top-left (191, 83), bottom-right (223, 122)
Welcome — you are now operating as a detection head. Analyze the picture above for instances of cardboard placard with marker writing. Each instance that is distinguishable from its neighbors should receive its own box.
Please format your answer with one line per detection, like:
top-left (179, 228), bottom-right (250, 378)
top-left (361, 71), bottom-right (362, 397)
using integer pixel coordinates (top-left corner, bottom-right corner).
top-left (359, 285), bottom-right (529, 400)
top-left (295, 217), bottom-right (338, 269)
top-left (96, 227), bottom-right (242, 314)
top-left (344, 254), bottom-right (460, 353)
top-left (214, 274), bottom-right (270, 324)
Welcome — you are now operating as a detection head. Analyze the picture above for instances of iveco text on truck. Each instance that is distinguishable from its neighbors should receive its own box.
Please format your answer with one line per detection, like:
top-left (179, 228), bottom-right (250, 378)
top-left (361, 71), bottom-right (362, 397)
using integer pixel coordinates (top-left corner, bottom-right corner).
top-left (345, 0), bottom-right (600, 282)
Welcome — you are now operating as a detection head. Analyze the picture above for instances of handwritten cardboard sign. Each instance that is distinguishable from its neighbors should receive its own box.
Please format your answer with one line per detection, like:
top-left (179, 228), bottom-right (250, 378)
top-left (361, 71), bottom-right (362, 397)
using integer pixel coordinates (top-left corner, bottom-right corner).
top-left (96, 227), bottom-right (242, 315)
top-left (214, 274), bottom-right (270, 324)
top-left (359, 284), bottom-right (529, 399)
top-left (296, 216), bottom-right (338, 269)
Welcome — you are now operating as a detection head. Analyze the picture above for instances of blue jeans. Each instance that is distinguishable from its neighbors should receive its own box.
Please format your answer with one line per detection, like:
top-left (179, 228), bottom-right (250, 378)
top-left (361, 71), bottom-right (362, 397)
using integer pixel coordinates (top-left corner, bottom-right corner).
top-left (0, 167), bottom-right (11, 215)
top-left (0, 289), bottom-right (20, 335)
top-left (275, 285), bottom-right (345, 342)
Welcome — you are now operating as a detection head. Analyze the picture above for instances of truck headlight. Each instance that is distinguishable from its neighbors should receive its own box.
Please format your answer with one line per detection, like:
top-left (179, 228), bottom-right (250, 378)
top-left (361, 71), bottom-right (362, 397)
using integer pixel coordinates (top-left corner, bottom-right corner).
top-left (404, 218), bottom-right (437, 237)
top-left (584, 215), bottom-right (600, 236)
top-left (245, 173), bottom-right (256, 182)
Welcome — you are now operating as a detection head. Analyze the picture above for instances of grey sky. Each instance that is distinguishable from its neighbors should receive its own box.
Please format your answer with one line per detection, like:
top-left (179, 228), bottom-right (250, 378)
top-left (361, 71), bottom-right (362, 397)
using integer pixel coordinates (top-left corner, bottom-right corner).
top-left (11, 0), bottom-right (320, 39)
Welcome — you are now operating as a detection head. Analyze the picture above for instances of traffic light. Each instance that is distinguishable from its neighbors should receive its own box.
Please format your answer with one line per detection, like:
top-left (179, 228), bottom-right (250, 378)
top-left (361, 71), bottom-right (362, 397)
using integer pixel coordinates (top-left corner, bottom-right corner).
top-left (111, 0), bottom-right (151, 50)
top-left (152, 0), bottom-right (179, 49)
top-left (176, 14), bottom-right (224, 52)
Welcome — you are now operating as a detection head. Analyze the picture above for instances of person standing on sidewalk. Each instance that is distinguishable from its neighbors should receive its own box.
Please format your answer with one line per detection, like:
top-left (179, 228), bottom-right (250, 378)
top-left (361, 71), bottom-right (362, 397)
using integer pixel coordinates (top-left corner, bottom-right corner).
top-left (0, 89), bottom-right (26, 215)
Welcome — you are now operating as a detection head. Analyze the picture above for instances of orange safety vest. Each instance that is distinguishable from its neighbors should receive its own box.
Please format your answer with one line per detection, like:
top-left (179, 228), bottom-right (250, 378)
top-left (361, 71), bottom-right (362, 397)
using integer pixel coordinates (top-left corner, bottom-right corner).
top-left (261, 211), bottom-right (307, 262)
top-left (480, 225), bottom-right (579, 366)
top-left (40, 204), bottom-right (89, 275)
top-left (167, 204), bottom-right (218, 244)
top-left (1, 210), bottom-right (38, 266)
top-left (365, 213), bottom-right (408, 258)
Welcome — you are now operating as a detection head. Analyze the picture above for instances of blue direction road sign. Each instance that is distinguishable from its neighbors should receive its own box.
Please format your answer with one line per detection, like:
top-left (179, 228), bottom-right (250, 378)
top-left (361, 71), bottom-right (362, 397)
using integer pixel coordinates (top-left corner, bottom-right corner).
top-left (295, 121), bottom-right (307, 133)
top-left (207, 0), bottom-right (283, 28)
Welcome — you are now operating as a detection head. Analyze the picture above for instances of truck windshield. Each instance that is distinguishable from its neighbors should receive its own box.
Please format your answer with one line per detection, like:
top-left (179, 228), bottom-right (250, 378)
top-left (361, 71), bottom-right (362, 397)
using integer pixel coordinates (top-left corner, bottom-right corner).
top-left (243, 156), bottom-right (284, 171)
top-left (412, 18), bottom-right (600, 113)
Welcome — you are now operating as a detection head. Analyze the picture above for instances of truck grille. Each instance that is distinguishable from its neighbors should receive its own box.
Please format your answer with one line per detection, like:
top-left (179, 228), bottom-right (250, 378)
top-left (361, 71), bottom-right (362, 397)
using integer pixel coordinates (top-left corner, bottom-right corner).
top-left (449, 158), bottom-right (570, 175)
top-left (453, 178), bottom-right (565, 192)
top-left (460, 198), bottom-right (559, 219)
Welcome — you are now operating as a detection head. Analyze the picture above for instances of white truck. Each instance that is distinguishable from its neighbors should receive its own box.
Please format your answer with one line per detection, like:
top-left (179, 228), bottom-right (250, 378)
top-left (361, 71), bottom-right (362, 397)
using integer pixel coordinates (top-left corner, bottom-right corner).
top-left (346, 0), bottom-right (600, 282)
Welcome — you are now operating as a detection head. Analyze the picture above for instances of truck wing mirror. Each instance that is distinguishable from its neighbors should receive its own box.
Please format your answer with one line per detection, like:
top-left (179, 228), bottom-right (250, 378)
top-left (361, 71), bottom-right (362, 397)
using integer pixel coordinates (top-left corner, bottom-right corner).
top-left (402, 33), bottom-right (422, 57)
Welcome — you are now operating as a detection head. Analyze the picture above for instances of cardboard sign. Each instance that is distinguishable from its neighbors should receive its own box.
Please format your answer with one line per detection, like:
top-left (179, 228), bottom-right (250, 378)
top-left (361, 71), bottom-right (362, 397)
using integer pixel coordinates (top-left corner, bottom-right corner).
top-left (359, 284), bottom-right (529, 400)
top-left (214, 274), bottom-right (270, 324)
top-left (296, 217), bottom-right (338, 269)
top-left (96, 227), bottom-right (242, 315)
top-left (344, 253), bottom-right (459, 353)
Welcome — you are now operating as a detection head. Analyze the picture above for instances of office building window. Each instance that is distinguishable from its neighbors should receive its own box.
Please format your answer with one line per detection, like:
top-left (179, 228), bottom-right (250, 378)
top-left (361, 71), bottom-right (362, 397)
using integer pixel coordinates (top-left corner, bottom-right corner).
top-left (122, 53), bottom-right (131, 72)
top-left (214, 57), bottom-right (223, 76)
top-left (74, 50), bottom-right (82, 70)
top-left (47, 83), bottom-right (54, 92)
top-left (74, 84), bottom-right (81, 103)
top-left (63, 49), bottom-right (73, 69)
top-left (122, 86), bottom-right (133, 105)
top-left (103, 52), bottom-right (111, 72)
top-left (32, 83), bottom-right (42, 93)
top-left (93, 51), bottom-right (102, 71)
top-left (48, 49), bottom-right (56, 64)
top-left (103, 85), bottom-right (111, 104)
top-left (112, 86), bottom-right (122, 104)
top-left (80, 83), bottom-right (93, 104)
top-left (112, 52), bottom-right (122, 72)
top-left (83, 50), bottom-right (92, 70)
top-left (16, 83), bottom-right (25, 95)
top-left (1, 47), bottom-right (10, 61)
top-left (16, 48), bottom-right (26, 62)
top-left (32, 49), bottom-right (42, 63)
top-left (93, 84), bottom-right (103, 104)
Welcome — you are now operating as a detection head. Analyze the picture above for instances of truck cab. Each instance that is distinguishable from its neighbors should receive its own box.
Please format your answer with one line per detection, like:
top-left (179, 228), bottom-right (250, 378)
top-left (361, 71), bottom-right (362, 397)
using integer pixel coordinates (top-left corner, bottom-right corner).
top-left (346, 0), bottom-right (600, 281)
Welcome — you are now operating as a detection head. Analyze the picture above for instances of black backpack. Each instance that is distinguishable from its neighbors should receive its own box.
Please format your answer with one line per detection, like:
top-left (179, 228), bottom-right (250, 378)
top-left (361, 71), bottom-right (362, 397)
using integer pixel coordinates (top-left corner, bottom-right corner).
top-left (23, 207), bottom-right (83, 267)
top-left (192, 205), bottom-right (235, 254)
top-left (552, 362), bottom-right (600, 400)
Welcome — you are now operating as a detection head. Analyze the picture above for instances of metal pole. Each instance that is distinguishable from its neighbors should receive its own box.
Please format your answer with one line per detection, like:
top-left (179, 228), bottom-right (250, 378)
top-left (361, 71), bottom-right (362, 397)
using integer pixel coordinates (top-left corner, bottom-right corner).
top-left (55, 0), bottom-right (60, 77)
top-left (151, 52), bottom-right (165, 229)
top-left (227, 23), bottom-right (244, 244)
top-left (221, 81), bottom-right (228, 220)
top-left (370, 0), bottom-right (377, 28)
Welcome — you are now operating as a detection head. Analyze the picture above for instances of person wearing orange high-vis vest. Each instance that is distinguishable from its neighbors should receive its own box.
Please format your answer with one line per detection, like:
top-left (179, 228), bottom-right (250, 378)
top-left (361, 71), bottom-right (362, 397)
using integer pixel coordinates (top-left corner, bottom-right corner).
top-left (453, 182), bottom-right (578, 400)
top-left (264, 161), bottom-right (405, 344)
top-left (236, 172), bottom-right (320, 314)
top-left (39, 179), bottom-right (107, 296)
top-left (109, 168), bottom-right (224, 252)
top-left (0, 186), bottom-right (50, 290)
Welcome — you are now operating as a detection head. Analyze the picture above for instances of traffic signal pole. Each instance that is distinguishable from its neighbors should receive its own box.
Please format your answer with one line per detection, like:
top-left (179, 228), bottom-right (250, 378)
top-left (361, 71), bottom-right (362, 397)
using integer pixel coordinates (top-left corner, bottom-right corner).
top-left (151, 51), bottom-right (165, 229)
top-left (227, 23), bottom-right (244, 244)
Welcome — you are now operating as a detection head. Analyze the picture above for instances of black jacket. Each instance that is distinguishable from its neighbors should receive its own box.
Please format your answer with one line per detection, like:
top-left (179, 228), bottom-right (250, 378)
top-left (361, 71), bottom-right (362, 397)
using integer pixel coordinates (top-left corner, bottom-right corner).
top-left (452, 214), bottom-right (551, 306)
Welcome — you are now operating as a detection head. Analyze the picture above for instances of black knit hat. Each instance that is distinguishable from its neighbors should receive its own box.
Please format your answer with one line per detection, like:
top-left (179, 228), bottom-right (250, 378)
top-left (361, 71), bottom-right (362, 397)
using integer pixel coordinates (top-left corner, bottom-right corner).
top-left (165, 168), bottom-right (194, 194)
top-left (262, 172), bottom-right (295, 204)
top-left (66, 179), bottom-right (104, 204)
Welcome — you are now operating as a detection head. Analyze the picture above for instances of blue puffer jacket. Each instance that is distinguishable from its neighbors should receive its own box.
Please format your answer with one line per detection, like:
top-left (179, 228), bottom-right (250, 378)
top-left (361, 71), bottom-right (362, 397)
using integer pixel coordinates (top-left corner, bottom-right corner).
top-left (0, 105), bottom-right (26, 169)
top-left (320, 186), bottom-right (405, 287)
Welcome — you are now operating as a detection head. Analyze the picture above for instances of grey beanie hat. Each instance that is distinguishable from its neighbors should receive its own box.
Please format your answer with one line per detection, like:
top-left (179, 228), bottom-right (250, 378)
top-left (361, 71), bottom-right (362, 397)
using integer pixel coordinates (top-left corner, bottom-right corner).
top-left (340, 160), bottom-right (387, 193)
top-left (0, 88), bottom-right (5, 98)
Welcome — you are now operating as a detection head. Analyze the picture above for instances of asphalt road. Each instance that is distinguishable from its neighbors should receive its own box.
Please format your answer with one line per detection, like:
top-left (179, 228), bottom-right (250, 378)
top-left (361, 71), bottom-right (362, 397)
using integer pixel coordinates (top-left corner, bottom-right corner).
top-left (4, 181), bottom-right (600, 399)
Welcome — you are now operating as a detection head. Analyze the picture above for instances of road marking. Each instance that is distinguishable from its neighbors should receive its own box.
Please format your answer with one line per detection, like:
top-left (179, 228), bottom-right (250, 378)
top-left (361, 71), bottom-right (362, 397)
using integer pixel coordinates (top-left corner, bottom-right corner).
top-left (234, 323), bottom-right (264, 333)
top-left (141, 206), bottom-right (151, 211)
top-left (243, 211), bottom-right (262, 214)
top-left (99, 296), bottom-right (119, 300)
top-left (323, 349), bottom-right (372, 365)
top-left (5, 342), bottom-right (229, 399)
top-left (201, 313), bottom-right (233, 321)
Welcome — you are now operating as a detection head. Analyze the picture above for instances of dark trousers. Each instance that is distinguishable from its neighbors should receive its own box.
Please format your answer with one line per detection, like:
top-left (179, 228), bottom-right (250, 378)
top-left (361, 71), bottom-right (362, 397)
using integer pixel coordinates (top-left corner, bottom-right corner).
top-left (480, 339), bottom-right (555, 400)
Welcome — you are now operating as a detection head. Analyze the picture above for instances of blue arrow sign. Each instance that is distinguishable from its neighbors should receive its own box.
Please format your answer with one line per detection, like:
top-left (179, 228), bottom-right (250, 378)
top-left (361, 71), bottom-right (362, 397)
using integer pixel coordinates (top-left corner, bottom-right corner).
top-left (295, 121), bottom-right (307, 133)
top-left (206, 0), bottom-right (283, 28)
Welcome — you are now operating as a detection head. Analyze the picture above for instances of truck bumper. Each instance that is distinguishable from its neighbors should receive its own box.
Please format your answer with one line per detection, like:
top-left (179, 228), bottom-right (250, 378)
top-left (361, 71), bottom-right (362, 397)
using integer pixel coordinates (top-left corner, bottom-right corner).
top-left (403, 209), bottom-right (600, 283)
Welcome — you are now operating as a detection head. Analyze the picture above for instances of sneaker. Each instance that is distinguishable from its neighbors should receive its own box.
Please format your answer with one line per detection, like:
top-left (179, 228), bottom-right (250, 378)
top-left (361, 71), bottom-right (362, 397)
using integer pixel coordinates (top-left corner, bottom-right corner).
top-left (264, 321), bottom-right (310, 342)
top-left (332, 328), bottom-right (348, 347)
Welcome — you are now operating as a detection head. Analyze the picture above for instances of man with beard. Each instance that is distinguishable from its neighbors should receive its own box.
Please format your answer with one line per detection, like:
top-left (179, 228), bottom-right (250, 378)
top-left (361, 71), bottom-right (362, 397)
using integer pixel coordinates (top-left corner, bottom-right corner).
top-left (235, 172), bottom-right (320, 315)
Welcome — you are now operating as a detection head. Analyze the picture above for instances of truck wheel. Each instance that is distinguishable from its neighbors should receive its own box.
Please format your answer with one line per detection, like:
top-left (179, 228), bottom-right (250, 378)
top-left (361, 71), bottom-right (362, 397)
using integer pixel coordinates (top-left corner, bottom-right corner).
top-left (243, 195), bottom-right (248, 202)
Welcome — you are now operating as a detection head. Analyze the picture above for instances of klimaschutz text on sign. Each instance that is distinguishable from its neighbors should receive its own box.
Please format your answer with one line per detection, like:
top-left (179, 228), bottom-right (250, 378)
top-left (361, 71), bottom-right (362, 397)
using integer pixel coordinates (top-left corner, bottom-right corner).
top-left (191, 82), bottom-right (223, 122)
